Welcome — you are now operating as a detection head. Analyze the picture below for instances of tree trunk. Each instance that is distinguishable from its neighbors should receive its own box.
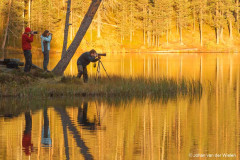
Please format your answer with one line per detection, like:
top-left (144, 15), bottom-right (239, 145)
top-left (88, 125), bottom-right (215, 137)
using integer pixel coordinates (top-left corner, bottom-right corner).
top-left (199, 19), bottom-right (203, 46)
top-left (61, 0), bottom-right (71, 59)
top-left (166, 23), bottom-right (169, 45)
top-left (199, 9), bottom-right (203, 46)
top-left (130, 31), bottom-right (132, 43)
top-left (216, 28), bottom-right (219, 44)
top-left (193, 5), bottom-right (195, 32)
top-left (28, 0), bottom-right (31, 28)
top-left (176, 20), bottom-right (179, 35)
top-left (220, 26), bottom-right (223, 42)
top-left (156, 35), bottom-right (158, 47)
top-left (216, 2), bottom-right (219, 44)
top-left (130, 0), bottom-right (133, 43)
top-left (2, 0), bottom-right (12, 50)
top-left (147, 31), bottom-right (150, 47)
top-left (143, 5), bottom-right (146, 46)
top-left (49, 1), bottom-right (51, 29)
top-left (53, 0), bottom-right (102, 75)
top-left (143, 29), bottom-right (145, 45)
top-left (70, 0), bottom-right (73, 41)
top-left (237, 0), bottom-right (239, 34)
top-left (22, 5), bottom-right (25, 32)
top-left (229, 20), bottom-right (233, 40)
top-left (152, 32), bottom-right (154, 46)
top-left (179, 26), bottom-right (183, 45)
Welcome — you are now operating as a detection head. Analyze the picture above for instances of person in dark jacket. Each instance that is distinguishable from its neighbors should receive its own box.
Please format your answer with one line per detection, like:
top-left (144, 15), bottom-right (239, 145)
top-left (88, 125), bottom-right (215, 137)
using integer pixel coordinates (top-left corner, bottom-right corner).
top-left (41, 30), bottom-right (52, 71)
top-left (22, 27), bottom-right (34, 72)
top-left (77, 49), bottom-right (100, 83)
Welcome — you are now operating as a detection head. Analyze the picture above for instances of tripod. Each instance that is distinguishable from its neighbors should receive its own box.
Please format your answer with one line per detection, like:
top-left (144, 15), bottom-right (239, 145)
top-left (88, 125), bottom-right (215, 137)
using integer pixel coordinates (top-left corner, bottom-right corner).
top-left (96, 59), bottom-right (110, 80)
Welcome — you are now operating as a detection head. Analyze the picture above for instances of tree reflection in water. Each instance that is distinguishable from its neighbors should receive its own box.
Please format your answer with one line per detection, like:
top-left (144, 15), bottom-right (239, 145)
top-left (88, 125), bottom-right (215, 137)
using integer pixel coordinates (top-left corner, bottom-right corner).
top-left (55, 104), bottom-right (94, 160)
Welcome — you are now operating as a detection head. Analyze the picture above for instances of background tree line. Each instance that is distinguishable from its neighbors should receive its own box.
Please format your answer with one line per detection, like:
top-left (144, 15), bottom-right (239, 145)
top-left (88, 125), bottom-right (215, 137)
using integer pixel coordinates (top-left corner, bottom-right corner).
top-left (0, 0), bottom-right (240, 51)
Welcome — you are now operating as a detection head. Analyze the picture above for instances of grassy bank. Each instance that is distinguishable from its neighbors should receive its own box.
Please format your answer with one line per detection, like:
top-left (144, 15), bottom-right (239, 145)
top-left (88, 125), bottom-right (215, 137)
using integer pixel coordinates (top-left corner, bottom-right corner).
top-left (0, 69), bottom-right (202, 98)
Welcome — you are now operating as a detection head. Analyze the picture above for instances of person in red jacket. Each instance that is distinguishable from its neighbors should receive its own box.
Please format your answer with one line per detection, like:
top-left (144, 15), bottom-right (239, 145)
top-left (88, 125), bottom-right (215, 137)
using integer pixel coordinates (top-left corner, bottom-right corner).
top-left (22, 27), bottom-right (34, 72)
top-left (22, 111), bottom-right (33, 155)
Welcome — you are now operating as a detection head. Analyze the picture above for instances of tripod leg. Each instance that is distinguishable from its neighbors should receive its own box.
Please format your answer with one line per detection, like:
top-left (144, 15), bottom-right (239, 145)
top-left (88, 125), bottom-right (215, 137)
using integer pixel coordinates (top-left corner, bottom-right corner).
top-left (100, 61), bottom-right (111, 80)
top-left (96, 60), bottom-right (101, 78)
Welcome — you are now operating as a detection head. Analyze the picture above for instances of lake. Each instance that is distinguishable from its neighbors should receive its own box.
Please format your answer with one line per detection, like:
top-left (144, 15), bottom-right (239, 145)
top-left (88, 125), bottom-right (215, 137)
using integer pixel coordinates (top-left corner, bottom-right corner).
top-left (0, 50), bottom-right (239, 159)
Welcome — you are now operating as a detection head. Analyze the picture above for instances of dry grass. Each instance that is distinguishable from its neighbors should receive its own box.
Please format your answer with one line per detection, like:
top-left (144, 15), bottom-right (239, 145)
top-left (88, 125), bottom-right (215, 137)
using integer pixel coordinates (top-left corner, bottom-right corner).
top-left (0, 70), bottom-right (202, 98)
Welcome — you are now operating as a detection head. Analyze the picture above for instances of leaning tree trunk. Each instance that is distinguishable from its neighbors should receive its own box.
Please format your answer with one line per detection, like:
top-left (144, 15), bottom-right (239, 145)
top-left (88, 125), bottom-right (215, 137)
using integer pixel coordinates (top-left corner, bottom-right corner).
top-left (2, 0), bottom-right (12, 50)
top-left (53, 0), bottom-right (102, 75)
top-left (61, 0), bottom-right (72, 59)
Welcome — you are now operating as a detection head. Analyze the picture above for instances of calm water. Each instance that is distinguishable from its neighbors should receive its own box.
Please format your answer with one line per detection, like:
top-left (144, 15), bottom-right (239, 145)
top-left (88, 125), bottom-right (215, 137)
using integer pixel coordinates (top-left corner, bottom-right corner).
top-left (0, 51), bottom-right (239, 159)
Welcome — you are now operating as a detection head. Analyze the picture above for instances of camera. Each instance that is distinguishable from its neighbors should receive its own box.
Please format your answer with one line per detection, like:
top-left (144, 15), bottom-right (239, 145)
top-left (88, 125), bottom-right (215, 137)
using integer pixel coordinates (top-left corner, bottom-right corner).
top-left (31, 31), bottom-right (38, 34)
top-left (97, 53), bottom-right (106, 57)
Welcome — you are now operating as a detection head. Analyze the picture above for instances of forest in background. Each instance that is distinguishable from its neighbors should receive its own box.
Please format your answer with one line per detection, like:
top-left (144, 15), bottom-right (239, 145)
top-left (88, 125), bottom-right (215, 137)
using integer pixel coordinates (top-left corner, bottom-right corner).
top-left (1, 0), bottom-right (240, 52)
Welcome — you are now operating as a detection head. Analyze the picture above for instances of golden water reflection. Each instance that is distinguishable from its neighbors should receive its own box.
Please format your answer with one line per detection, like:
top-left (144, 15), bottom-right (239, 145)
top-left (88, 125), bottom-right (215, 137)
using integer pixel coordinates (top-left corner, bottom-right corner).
top-left (0, 95), bottom-right (239, 160)
top-left (0, 51), bottom-right (240, 159)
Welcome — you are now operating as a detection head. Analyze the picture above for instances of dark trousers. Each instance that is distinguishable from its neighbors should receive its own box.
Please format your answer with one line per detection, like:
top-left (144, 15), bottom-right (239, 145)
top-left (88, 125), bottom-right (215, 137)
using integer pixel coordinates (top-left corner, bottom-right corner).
top-left (23, 50), bottom-right (32, 72)
top-left (77, 65), bottom-right (88, 83)
top-left (43, 50), bottom-right (49, 71)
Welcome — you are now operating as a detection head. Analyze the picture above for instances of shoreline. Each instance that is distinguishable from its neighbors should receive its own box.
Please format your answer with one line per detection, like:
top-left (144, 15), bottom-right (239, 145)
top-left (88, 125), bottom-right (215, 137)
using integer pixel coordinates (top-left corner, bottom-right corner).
top-left (1, 47), bottom-right (239, 55)
top-left (0, 69), bottom-right (202, 98)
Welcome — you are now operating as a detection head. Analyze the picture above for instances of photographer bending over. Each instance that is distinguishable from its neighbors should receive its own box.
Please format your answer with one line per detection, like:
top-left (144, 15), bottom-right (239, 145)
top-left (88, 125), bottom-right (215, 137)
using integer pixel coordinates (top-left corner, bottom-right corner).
top-left (41, 30), bottom-right (52, 71)
top-left (77, 49), bottom-right (100, 83)
top-left (22, 27), bottom-right (34, 72)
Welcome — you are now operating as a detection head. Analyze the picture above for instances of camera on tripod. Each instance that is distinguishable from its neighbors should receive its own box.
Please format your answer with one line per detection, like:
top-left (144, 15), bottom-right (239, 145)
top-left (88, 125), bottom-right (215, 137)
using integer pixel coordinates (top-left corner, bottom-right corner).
top-left (95, 53), bottom-right (110, 80)
top-left (96, 53), bottom-right (106, 57)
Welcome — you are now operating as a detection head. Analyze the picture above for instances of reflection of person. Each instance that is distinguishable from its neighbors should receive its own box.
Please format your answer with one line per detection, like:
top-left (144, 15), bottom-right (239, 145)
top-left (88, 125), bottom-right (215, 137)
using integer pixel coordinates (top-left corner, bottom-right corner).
top-left (22, 111), bottom-right (33, 155)
top-left (22, 27), bottom-right (34, 72)
top-left (41, 30), bottom-right (52, 71)
top-left (41, 108), bottom-right (52, 147)
top-left (77, 49), bottom-right (100, 83)
top-left (78, 102), bottom-right (100, 130)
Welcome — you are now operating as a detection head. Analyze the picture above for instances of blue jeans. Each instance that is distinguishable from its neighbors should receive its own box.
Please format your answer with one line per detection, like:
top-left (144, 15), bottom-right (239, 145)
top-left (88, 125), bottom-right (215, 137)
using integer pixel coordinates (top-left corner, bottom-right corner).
top-left (23, 50), bottom-right (32, 72)
top-left (43, 50), bottom-right (49, 71)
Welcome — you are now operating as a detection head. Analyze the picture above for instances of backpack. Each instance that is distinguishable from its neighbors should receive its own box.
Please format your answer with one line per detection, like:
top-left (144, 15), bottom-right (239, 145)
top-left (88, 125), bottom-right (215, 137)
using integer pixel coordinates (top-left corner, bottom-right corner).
top-left (6, 61), bottom-right (19, 69)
